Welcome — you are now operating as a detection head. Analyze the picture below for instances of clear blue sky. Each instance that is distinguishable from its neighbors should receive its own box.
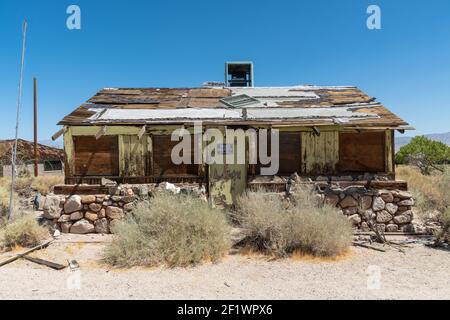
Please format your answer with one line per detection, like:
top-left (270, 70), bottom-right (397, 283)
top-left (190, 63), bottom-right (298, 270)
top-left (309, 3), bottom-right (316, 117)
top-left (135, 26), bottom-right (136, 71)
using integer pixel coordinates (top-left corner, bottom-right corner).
top-left (0, 0), bottom-right (449, 143)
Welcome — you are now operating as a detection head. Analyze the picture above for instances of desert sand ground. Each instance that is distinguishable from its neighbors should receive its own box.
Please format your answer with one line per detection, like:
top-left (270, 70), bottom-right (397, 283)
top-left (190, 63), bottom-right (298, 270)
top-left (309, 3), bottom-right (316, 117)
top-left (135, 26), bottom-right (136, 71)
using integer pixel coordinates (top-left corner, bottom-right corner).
top-left (0, 234), bottom-right (449, 300)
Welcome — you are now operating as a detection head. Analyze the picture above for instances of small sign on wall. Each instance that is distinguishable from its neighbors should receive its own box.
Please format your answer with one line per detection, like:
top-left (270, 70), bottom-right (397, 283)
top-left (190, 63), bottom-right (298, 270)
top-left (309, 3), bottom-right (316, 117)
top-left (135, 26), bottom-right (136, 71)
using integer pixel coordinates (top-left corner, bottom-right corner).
top-left (217, 144), bottom-right (234, 155)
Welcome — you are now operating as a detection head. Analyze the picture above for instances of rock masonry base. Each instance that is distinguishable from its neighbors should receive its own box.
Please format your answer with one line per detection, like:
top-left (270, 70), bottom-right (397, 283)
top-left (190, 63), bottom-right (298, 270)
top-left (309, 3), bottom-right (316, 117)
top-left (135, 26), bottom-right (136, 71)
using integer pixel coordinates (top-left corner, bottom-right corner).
top-left (43, 182), bottom-right (415, 234)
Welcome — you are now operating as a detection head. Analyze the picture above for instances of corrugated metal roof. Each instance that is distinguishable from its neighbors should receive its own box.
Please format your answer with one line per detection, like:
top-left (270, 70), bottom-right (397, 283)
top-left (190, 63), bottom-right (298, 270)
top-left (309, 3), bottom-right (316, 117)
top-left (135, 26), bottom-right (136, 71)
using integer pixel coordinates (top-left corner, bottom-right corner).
top-left (58, 86), bottom-right (410, 128)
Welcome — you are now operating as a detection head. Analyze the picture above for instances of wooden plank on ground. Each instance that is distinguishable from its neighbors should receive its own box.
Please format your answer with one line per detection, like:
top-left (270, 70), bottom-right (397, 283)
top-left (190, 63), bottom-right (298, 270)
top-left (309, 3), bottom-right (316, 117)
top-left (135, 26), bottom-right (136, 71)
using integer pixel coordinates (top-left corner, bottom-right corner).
top-left (22, 256), bottom-right (67, 270)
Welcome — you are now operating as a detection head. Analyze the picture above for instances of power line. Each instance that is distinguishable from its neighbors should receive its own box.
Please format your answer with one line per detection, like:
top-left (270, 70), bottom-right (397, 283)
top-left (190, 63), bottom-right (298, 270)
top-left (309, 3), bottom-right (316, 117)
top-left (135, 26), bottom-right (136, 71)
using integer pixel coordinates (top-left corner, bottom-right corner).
top-left (8, 19), bottom-right (28, 221)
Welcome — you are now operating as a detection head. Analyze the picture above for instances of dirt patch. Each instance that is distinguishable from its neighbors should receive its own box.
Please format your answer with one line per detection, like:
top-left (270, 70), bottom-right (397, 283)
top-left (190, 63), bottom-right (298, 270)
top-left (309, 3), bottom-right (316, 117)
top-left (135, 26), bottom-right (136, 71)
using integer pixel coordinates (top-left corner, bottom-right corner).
top-left (0, 235), bottom-right (449, 300)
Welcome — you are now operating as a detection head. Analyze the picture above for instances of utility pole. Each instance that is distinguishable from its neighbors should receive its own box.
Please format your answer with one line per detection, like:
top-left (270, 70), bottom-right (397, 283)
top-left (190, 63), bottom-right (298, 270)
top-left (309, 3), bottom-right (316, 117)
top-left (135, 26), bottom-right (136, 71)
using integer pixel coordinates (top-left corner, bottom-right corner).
top-left (8, 19), bottom-right (27, 221)
top-left (34, 77), bottom-right (38, 177)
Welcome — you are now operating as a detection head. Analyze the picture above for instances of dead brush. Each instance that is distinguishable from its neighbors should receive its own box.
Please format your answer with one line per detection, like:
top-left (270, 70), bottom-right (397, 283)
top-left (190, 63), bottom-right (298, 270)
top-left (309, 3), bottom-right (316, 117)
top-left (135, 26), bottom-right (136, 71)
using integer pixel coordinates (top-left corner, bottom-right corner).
top-left (103, 191), bottom-right (231, 268)
top-left (234, 187), bottom-right (353, 258)
top-left (0, 214), bottom-right (48, 250)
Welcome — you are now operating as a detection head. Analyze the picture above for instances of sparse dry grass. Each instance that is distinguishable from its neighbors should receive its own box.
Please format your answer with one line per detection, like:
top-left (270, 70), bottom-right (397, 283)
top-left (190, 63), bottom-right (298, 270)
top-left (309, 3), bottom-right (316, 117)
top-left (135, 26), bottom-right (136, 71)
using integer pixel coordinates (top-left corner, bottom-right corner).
top-left (235, 187), bottom-right (353, 258)
top-left (0, 176), bottom-right (63, 197)
top-left (0, 214), bottom-right (48, 249)
top-left (397, 165), bottom-right (450, 216)
top-left (103, 192), bottom-right (231, 268)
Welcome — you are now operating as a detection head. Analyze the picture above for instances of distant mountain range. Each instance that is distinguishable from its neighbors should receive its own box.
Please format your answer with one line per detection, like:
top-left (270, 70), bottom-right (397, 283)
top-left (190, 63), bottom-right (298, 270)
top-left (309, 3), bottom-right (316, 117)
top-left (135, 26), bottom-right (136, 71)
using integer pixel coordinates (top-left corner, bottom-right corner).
top-left (395, 132), bottom-right (450, 151)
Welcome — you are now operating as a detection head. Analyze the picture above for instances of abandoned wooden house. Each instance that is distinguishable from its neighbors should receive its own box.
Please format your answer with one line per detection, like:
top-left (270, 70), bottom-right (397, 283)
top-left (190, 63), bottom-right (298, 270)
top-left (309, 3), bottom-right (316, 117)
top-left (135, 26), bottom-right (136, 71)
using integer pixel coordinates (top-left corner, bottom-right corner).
top-left (55, 82), bottom-right (412, 198)
top-left (47, 62), bottom-right (416, 234)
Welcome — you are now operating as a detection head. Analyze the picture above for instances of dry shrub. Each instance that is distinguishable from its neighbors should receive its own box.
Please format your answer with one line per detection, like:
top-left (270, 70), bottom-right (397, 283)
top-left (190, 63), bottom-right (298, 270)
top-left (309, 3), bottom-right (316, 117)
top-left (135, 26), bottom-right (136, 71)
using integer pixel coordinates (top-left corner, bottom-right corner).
top-left (397, 165), bottom-right (450, 216)
top-left (30, 176), bottom-right (64, 195)
top-left (104, 192), bottom-right (231, 268)
top-left (434, 208), bottom-right (450, 246)
top-left (0, 184), bottom-right (20, 219)
top-left (235, 186), bottom-right (353, 258)
top-left (0, 176), bottom-right (63, 197)
top-left (0, 214), bottom-right (48, 249)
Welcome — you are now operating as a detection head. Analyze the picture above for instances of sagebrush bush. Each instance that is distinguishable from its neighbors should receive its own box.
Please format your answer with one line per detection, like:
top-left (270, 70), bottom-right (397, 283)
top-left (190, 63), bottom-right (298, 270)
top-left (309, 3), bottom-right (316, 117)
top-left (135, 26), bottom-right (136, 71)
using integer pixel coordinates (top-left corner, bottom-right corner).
top-left (104, 192), bottom-right (231, 268)
top-left (235, 187), bottom-right (353, 257)
top-left (1, 214), bottom-right (48, 249)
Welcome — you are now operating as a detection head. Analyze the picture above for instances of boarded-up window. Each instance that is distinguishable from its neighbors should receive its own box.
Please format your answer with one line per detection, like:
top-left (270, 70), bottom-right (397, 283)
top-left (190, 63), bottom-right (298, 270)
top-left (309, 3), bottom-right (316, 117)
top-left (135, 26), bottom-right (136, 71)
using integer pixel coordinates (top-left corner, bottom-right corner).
top-left (74, 136), bottom-right (119, 176)
top-left (338, 131), bottom-right (385, 172)
top-left (256, 132), bottom-right (301, 175)
top-left (152, 135), bottom-right (199, 177)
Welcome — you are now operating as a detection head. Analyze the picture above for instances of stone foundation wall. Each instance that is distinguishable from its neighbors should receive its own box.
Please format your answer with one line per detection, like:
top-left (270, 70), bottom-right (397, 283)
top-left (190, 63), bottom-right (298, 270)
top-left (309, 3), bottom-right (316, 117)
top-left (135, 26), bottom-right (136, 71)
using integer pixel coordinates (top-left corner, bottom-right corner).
top-left (42, 183), bottom-right (206, 234)
top-left (318, 187), bottom-right (415, 232)
top-left (43, 181), bottom-right (415, 234)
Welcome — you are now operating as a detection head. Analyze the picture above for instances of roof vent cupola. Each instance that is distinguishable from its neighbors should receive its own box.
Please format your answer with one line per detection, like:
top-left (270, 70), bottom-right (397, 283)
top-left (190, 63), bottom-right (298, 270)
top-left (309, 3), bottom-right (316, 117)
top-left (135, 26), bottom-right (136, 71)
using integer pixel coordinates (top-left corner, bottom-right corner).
top-left (225, 61), bottom-right (254, 87)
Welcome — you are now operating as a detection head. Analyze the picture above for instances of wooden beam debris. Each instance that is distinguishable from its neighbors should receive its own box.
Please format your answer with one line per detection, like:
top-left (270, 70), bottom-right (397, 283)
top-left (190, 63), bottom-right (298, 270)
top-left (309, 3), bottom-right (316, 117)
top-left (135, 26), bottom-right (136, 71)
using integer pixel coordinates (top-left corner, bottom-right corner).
top-left (95, 126), bottom-right (107, 140)
top-left (312, 126), bottom-right (321, 136)
top-left (0, 240), bottom-right (54, 268)
top-left (22, 256), bottom-right (66, 270)
top-left (352, 241), bottom-right (386, 252)
top-left (51, 126), bottom-right (67, 141)
top-left (138, 125), bottom-right (147, 140)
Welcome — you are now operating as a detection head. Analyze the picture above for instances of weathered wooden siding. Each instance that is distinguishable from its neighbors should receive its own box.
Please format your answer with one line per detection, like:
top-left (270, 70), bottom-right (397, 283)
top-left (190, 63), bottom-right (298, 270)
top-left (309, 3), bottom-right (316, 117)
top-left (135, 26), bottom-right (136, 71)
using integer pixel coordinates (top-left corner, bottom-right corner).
top-left (73, 136), bottom-right (119, 176)
top-left (301, 131), bottom-right (339, 174)
top-left (118, 135), bottom-right (148, 177)
top-left (338, 131), bottom-right (386, 172)
top-left (385, 129), bottom-right (394, 175)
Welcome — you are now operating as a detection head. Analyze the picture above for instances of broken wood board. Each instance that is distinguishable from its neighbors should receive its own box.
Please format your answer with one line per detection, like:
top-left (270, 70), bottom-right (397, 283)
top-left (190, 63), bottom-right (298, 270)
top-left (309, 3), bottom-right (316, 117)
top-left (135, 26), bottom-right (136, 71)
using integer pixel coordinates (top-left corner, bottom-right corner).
top-left (0, 240), bottom-right (54, 268)
top-left (22, 256), bottom-right (66, 270)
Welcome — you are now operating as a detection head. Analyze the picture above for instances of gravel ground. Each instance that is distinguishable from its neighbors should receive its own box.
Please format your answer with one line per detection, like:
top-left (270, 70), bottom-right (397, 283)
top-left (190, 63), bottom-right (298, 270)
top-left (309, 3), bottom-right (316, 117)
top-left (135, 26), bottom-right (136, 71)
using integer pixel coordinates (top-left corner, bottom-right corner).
top-left (0, 235), bottom-right (449, 300)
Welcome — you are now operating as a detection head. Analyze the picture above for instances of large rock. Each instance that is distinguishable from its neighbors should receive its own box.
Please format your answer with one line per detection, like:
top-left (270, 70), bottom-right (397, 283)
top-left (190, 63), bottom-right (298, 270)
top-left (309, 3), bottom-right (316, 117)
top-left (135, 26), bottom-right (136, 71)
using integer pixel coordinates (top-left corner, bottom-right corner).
top-left (348, 214), bottom-right (362, 226)
top-left (398, 199), bottom-right (415, 207)
top-left (380, 192), bottom-right (394, 203)
top-left (95, 218), bottom-right (109, 234)
top-left (64, 195), bottom-right (83, 214)
top-left (43, 195), bottom-right (62, 219)
top-left (70, 219), bottom-right (95, 234)
top-left (376, 210), bottom-right (392, 224)
top-left (343, 207), bottom-right (358, 216)
top-left (385, 203), bottom-right (398, 215)
top-left (98, 208), bottom-right (106, 219)
top-left (386, 224), bottom-right (399, 232)
top-left (58, 214), bottom-right (71, 223)
top-left (85, 211), bottom-right (98, 222)
top-left (106, 206), bottom-right (124, 220)
top-left (359, 196), bottom-right (372, 210)
top-left (372, 197), bottom-right (385, 211)
top-left (340, 195), bottom-right (358, 209)
top-left (397, 206), bottom-right (411, 213)
top-left (88, 202), bottom-right (102, 212)
top-left (392, 190), bottom-right (413, 200)
top-left (393, 211), bottom-right (413, 224)
top-left (69, 211), bottom-right (84, 221)
top-left (80, 195), bottom-right (96, 204)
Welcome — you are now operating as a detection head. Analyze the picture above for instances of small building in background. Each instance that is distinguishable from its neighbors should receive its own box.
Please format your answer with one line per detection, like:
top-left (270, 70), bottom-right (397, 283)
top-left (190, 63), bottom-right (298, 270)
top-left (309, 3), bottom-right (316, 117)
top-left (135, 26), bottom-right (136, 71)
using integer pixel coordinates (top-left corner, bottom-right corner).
top-left (0, 139), bottom-right (64, 177)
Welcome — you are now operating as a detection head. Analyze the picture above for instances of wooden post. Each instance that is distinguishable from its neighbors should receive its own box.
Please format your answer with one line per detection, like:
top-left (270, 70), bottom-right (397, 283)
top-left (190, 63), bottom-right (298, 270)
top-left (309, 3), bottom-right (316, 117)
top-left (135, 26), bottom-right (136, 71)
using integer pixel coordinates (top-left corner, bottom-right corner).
top-left (33, 77), bottom-right (38, 177)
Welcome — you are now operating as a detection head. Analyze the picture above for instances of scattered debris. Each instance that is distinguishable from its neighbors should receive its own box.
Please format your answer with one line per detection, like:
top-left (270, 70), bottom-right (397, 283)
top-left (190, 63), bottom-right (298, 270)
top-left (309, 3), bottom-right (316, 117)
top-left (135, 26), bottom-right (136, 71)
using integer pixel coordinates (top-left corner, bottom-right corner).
top-left (0, 240), bottom-right (54, 268)
top-left (352, 241), bottom-right (386, 252)
top-left (22, 256), bottom-right (66, 270)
